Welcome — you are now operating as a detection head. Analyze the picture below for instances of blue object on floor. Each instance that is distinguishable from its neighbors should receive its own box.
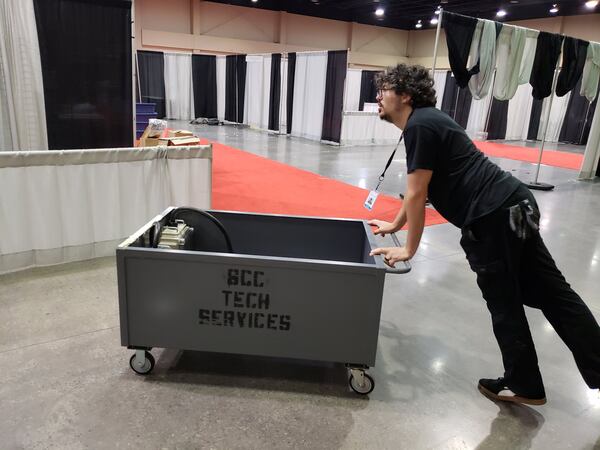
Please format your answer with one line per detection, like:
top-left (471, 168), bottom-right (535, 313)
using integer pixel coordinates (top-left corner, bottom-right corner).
top-left (136, 102), bottom-right (158, 139)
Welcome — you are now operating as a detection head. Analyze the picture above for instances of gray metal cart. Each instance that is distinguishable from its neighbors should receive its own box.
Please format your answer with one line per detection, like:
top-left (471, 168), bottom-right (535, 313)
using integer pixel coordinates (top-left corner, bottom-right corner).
top-left (117, 207), bottom-right (410, 394)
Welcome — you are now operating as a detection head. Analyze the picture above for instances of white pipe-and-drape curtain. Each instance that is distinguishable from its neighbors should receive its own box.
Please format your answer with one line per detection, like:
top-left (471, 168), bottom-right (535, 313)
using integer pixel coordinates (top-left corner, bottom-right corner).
top-left (278, 57), bottom-right (288, 133)
top-left (244, 55), bottom-right (271, 130)
top-left (465, 95), bottom-right (493, 139)
top-left (579, 97), bottom-right (600, 179)
top-left (164, 53), bottom-right (194, 120)
top-left (433, 70), bottom-right (447, 110)
top-left (291, 51), bottom-right (328, 141)
top-left (0, 0), bottom-right (48, 151)
top-left (216, 55), bottom-right (226, 122)
top-left (505, 83), bottom-right (534, 140)
top-left (344, 68), bottom-right (362, 111)
top-left (0, 146), bottom-right (212, 274)
top-left (538, 90), bottom-right (571, 142)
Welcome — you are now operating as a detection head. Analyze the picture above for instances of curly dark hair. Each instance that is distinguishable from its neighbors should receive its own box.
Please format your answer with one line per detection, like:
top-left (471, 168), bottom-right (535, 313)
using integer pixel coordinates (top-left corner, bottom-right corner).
top-left (375, 64), bottom-right (437, 108)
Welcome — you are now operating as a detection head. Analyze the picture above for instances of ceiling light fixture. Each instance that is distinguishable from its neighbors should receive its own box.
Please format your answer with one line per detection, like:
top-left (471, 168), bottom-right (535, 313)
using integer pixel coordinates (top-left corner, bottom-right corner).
top-left (496, 9), bottom-right (507, 17)
top-left (549, 4), bottom-right (559, 13)
top-left (375, 7), bottom-right (385, 16)
top-left (430, 17), bottom-right (439, 24)
top-left (251, 0), bottom-right (258, 3)
top-left (585, 0), bottom-right (598, 8)
top-left (435, 9), bottom-right (441, 14)
top-left (416, 19), bottom-right (423, 28)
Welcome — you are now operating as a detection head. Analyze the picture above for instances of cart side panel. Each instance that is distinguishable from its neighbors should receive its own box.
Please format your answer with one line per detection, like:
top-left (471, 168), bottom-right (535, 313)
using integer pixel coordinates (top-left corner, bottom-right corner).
top-left (121, 251), bottom-right (386, 366)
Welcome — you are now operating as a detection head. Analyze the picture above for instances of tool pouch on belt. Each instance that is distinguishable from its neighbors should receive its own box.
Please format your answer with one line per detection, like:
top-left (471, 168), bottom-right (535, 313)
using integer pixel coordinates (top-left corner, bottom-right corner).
top-left (508, 199), bottom-right (540, 240)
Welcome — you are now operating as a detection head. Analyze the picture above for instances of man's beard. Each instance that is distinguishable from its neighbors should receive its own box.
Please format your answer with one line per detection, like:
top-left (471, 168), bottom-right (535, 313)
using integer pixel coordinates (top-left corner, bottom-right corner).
top-left (379, 110), bottom-right (392, 123)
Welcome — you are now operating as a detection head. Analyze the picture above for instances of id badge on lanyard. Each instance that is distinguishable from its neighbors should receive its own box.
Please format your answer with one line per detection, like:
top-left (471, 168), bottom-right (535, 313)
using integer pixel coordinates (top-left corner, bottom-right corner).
top-left (363, 132), bottom-right (405, 210)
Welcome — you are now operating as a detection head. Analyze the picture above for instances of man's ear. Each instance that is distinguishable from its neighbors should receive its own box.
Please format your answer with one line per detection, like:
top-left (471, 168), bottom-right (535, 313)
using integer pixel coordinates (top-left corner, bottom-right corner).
top-left (400, 93), bottom-right (412, 105)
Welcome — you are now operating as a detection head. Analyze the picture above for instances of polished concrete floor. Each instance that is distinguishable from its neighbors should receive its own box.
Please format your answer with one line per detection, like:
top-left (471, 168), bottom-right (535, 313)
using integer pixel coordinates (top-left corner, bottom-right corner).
top-left (1, 123), bottom-right (599, 449)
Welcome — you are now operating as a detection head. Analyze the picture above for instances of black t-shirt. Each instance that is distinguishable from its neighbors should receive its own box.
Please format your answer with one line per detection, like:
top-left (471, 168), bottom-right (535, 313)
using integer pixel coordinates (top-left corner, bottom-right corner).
top-left (404, 107), bottom-right (521, 228)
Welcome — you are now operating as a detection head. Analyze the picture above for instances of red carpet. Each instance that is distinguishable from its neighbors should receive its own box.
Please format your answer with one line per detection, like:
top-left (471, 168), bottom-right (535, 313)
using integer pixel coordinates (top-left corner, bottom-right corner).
top-left (208, 140), bottom-right (447, 228)
top-left (474, 140), bottom-right (583, 171)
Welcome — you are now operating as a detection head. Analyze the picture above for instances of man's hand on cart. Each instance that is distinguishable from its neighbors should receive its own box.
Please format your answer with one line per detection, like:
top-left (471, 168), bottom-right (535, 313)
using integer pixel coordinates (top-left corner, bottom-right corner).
top-left (370, 246), bottom-right (412, 267)
top-left (368, 219), bottom-right (400, 237)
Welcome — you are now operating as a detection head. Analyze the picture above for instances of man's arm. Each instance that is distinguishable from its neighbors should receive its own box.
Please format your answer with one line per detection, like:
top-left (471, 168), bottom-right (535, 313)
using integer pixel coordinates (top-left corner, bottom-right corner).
top-left (369, 168), bottom-right (432, 265)
top-left (403, 169), bottom-right (432, 258)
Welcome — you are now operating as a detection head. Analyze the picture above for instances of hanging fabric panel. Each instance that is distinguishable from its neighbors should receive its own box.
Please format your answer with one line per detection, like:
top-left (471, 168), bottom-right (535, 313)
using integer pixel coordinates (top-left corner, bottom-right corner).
top-left (268, 53), bottom-right (281, 132)
top-left (529, 32), bottom-right (563, 100)
top-left (486, 99), bottom-right (509, 140)
top-left (321, 50), bottom-right (347, 143)
top-left (443, 12), bottom-right (478, 88)
top-left (191, 54), bottom-right (217, 119)
top-left (581, 42), bottom-right (600, 102)
top-left (286, 52), bottom-right (296, 134)
top-left (291, 51), bottom-right (328, 141)
top-left (216, 55), bottom-right (226, 121)
top-left (33, 0), bottom-right (132, 149)
top-left (518, 29), bottom-right (540, 86)
top-left (244, 55), bottom-right (271, 130)
top-left (0, 0), bottom-right (48, 151)
top-left (559, 78), bottom-right (598, 145)
top-left (494, 25), bottom-right (526, 101)
top-left (344, 69), bottom-right (362, 111)
top-left (556, 37), bottom-right (589, 97)
top-left (137, 50), bottom-right (166, 119)
top-left (359, 70), bottom-right (378, 111)
top-left (505, 83), bottom-right (534, 140)
top-left (164, 53), bottom-right (194, 120)
top-left (225, 54), bottom-right (246, 123)
top-left (468, 19), bottom-right (497, 100)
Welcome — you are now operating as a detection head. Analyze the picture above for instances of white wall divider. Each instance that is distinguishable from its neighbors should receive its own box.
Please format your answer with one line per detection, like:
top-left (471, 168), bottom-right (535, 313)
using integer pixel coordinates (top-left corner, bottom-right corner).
top-left (341, 111), bottom-right (402, 145)
top-left (344, 68), bottom-right (362, 111)
top-left (216, 55), bottom-right (226, 122)
top-left (244, 55), bottom-right (271, 130)
top-left (0, 145), bottom-right (212, 274)
top-left (579, 97), bottom-right (600, 179)
top-left (505, 83), bottom-right (534, 141)
top-left (466, 95), bottom-right (493, 139)
top-left (291, 51), bottom-right (328, 141)
top-left (433, 70), bottom-right (447, 110)
top-left (0, 0), bottom-right (48, 151)
top-left (164, 53), bottom-right (195, 120)
top-left (538, 90), bottom-right (571, 143)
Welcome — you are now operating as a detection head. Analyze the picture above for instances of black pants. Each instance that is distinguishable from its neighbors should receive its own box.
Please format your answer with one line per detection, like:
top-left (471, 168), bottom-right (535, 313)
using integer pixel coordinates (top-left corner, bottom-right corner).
top-left (460, 186), bottom-right (600, 396)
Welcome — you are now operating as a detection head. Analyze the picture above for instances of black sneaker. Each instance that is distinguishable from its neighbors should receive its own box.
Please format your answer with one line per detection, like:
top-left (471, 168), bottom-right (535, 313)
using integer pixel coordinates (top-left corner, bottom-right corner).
top-left (478, 378), bottom-right (547, 405)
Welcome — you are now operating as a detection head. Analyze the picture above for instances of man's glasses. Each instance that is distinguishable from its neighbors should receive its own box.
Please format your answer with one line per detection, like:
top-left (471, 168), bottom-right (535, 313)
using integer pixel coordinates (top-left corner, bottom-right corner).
top-left (377, 88), bottom-right (394, 98)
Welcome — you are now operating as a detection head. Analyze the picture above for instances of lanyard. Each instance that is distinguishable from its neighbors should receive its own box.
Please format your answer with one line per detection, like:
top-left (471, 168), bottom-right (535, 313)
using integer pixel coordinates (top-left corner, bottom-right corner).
top-left (375, 133), bottom-right (404, 191)
top-left (374, 111), bottom-right (413, 192)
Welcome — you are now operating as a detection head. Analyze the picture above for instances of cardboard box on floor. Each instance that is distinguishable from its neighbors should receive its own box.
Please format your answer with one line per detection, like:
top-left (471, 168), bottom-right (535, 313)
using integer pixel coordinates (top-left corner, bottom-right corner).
top-left (139, 124), bottom-right (164, 147)
top-left (158, 136), bottom-right (201, 146)
top-left (168, 129), bottom-right (194, 138)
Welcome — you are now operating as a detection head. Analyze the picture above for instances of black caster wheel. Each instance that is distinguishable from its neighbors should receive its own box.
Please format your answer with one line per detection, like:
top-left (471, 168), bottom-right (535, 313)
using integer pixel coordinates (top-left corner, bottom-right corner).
top-left (349, 373), bottom-right (375, 395)
top-left (129, 351), bottom-right (155, 375)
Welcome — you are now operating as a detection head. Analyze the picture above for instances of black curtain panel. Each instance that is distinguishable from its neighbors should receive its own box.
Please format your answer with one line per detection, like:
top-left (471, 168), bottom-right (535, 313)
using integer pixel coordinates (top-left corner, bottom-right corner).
top-left (559, 78), bottom-right (598, 145)
top-left (268, 53), bottom-right (281, 132)
top-left (486, 98), bottom-right (509, 140)
top-left (321, 50), bottom-right (348, 143)
top-left (286, 52), bottom-right (296, 134)
top-left (33, 0), bottom-right (133, 149)
top-left (225, 54), bottom-right (246, 123)
top-left (527, 98), bottom-right (544, 140)
top-left (440, 72), bottom-right (472, 128)
top-left (359, 70), bottom-right (378, 111)
top-left (443, 12), bottom-right (479, 88)
top-left (137, 51), bottom-right (166, 119)
top-left (192, 54), bottom-right (217, 119)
